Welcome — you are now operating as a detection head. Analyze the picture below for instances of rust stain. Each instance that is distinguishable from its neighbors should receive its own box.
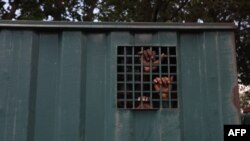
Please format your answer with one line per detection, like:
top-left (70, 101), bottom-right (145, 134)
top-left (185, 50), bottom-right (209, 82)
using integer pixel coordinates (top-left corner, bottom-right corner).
top-left (233, 85), bottom-right (240, 113)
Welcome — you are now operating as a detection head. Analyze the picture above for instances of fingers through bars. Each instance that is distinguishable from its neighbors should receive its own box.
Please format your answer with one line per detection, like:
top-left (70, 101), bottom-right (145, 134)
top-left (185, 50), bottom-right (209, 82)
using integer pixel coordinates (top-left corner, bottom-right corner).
top-left (117, 46), bottom-right (177, 109)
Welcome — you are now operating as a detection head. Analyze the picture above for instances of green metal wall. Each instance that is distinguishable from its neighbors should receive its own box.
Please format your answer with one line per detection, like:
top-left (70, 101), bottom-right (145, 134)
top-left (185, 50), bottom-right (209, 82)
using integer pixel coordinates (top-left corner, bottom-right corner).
top-left (0, 22), bottom-right (240, 141)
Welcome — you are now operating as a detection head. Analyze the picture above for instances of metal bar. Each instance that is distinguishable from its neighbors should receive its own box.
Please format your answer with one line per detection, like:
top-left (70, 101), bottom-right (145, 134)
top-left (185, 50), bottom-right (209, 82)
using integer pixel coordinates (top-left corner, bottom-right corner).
top-left (167, 47), bottom-right (171, 108)
top-left (117, 64), bottom-right (177, 67)
top-left (118, 55), bottom-right (177, 57)
top-left (124, 47), bottom-right (127, 108)
top-left (159, 47), bottom-right (162, 108)
top-left (0, 21), bottom-right (236, 30)
top-left (175, 48), bottom-right (178, 109)
top-left (132, 47), bottom-right (135, 109)
top-left (117, 99), bottom-right (134, 101)
top-left (117, 72), bottom-right (177, 75)
top-left (118, 90), bottom-right (178, 93)
top-left (117, 81), bottom-right (178, 84)
top-left (140, 47), bottom-right (144, 108)
top-left (150, 47), bottom-right (153, 107)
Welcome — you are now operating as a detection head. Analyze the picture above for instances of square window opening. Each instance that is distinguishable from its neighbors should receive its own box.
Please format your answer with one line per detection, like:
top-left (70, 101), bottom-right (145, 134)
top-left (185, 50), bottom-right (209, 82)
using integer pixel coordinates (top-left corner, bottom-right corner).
top-left (117, 46), bottom-right (178, 110)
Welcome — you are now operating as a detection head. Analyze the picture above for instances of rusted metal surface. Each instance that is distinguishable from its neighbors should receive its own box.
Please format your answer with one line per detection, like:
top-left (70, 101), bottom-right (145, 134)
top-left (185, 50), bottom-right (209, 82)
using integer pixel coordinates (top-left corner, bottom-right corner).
top-left (233, 85), bottom-right (241, 113)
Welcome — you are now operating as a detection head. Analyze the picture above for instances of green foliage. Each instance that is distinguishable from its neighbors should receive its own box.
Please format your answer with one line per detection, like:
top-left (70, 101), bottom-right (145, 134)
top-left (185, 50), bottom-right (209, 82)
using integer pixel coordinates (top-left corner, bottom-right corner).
top-left (0, 0), bottom-right (249, 85)
top-left (18, 1), bottom-right (44, 20)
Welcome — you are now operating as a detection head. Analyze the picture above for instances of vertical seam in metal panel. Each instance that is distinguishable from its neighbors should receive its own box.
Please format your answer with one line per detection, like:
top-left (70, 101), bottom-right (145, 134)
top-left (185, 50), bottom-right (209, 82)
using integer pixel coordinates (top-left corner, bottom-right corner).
top-left (54, 31), bottom-right (63, 141)
top-left (11, 30), bottom-right (17, 141)
top-left (3, 30), bottom-right (12, 141)
top-left (104, 32), bottom-right (108, 141)
top-left (178, 32), bottom-right (185, 141)
top-left (79, 32), bottom-right (87, 141)
top-left (176, 32), bottom-right (184, 141)
top-left (27, 31), bottom-right (39, 141)
top-left (13, 32), bottom-right (21, 141)
top-left (197, 33), bottom-right (204, 141)
top-left (200, 32), bottom-right (206, 141)
top-left (216, 31), bottom-right (224, 133)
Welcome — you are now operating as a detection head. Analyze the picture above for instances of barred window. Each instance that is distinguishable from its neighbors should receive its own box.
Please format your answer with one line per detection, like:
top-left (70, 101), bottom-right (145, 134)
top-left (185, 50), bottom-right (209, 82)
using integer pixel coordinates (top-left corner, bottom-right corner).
top-left (117, 46), bottom-right (177, 109)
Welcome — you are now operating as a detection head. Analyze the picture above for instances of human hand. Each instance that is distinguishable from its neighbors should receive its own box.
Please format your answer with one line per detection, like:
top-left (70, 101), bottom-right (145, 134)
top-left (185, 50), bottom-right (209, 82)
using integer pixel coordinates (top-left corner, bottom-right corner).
top-left (153, 76), bottom-right (173, 99)
top-left (138, 49), bottom-right (166, 72)
top-left (136, 96), bottom-right (152, 109)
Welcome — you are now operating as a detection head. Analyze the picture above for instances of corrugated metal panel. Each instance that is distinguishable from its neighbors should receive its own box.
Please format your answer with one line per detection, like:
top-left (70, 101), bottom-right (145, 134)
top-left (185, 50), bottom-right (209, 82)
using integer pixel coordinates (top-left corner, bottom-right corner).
top-left (179, 31), bottom-right (239, 141)
top-left (0, 22), bottom-right (239, 141)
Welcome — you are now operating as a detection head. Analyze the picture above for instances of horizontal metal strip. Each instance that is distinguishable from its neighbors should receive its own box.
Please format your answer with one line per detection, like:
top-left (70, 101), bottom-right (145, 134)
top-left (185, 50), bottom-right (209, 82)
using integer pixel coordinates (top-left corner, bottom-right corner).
top-left (117, 81), bottom-right (178, 84)
top-left (118, 108), bottom-right (176, 110)
top-left (117, 73), bottom-right (177, 75)
top-left (0, 21), bottom-right (235, 30)
top-left (117, 64), bottom-right (177, 67)
top-left (117, 99), bottom-right (177, 102)
top-left (117, 90), bottom-right (178, 93)
top-left (118, 46), bottom-right (176, 47)
top-left (117, 55), bottom-right (177, 57)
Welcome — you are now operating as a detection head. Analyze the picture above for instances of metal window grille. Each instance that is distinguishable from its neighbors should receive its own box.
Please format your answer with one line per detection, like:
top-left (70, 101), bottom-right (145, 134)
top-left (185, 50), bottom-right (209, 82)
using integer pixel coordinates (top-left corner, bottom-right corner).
top-left (117, 46), bottom-right (177, 109)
